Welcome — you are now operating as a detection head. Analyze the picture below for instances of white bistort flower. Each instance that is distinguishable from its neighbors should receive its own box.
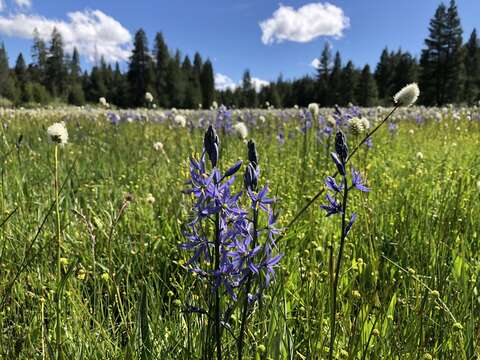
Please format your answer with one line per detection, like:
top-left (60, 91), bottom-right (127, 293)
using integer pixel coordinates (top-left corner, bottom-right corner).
top-left (347, 117), bottom-right (365, 135)
top-left (153, 142), bottom-right (164, 151)
top-left (359, 117), bottom-right (370, 131)
top-left (145, 92), bottom-right (154, 103)
top-left (308, 103), bottom-right (319, 117)
top-left (47, 122), bottom-right (68, 145)
top-left (233, 122), bottom-right (248, 140)
top-left (393, 83), bottom-right (420, 107)
top-left (99, 97), bottom-right (108, 107)
top-left (174, 114), bottom-right (186, 127)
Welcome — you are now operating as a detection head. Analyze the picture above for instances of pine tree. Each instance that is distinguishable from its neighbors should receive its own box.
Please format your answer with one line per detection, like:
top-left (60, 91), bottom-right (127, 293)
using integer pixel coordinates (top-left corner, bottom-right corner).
top-left (70, 47), bottom-right (81, 82)
top-left (392, 51), bottom-right (418, 95)
top-left (67, 47), bottom-right (85, 105)
top-left (356, 65), bottom-right (378, 106)
top-left (86, 66), bottom-right (107, 102)
top-left (200, 60), bottom-right (215, 108)
top-left (241, 70), bottom-right (257, 108)
top-left (374, 48), bottom-right (396, 102)
top-left (463, 29), bottom-right (479, 104)
top-left (0, 43), bottom-right (17, 102)
top-left (340, 61), bottom-right (358, 105)
top-left (328, 51), bottom-right (342, 106)
top-left (420, 0), bottom-right (464, 105)
top-left (127, 29), bottom-right (155, 107)
top-left (46, 27), bottom-right (67, 98)
top-left (15, 53), bottom-right (28, 102)
top-left (112, 62), bottom-right (129, 107)
top-left (153, 32), bottom-right (170, 107)
top-left (316, 42), bottom-right (331, 105)
top-left (166, 50), bottom-right (185, 107)
top-left (31, 28), bottom-right (47, 85)
top-left (182, 56), bottom-right (201, 108)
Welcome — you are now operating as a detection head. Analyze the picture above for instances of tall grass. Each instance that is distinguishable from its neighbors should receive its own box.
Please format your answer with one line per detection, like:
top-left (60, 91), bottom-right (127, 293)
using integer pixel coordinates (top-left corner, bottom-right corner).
top-left (0, 108), bottom-right (478, 358)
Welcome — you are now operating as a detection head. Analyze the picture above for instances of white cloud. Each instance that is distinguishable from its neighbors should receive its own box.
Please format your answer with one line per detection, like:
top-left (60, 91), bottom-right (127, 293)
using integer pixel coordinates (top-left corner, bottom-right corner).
top-left (215, 73), bottom-right (237, 91)
top-left (0, 10), bottom-right (132, 62)
top-left (311, 58), bottom-right (320, 69)
top-left (252, 77), bottom-right (269, 92)
top-left (215, 73), bottom-right (269, 92)
top-left (260, 2), bottom-right (349, 45)
top-left (15, 0), bottom-right (31, 9)
top-left (0, 1), bottom-right (4, 12)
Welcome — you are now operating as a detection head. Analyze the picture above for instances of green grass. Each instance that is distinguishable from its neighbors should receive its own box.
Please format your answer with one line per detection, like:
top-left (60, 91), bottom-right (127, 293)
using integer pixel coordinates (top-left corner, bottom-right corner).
top-left (0, 108), bottom-right (479, 359)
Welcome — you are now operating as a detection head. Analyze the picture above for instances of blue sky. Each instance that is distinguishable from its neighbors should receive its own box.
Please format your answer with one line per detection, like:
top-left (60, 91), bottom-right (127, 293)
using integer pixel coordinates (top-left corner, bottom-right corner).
top-left (0, 0), bottom-right (478, 89)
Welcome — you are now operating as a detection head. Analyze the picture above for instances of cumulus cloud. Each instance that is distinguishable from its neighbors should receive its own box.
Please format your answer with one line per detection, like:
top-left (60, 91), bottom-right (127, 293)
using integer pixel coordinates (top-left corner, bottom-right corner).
top-left (0, 10), bottom-right (132, 62)
top-left (215, 73), bottom-right (237, 91)
top-left (252, 77), bottom-right (269, 92)
top-left (260, 2), bottom-right (349, 45)
top-left (15, 0), bottom-right (31, 9)
top-left (215, 73), bottom-right (269, 92)
top-left (311, 58), bottom-right (320, 69)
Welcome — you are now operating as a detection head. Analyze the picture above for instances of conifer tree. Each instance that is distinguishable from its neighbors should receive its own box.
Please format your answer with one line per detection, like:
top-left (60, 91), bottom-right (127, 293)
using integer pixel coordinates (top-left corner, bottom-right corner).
top-left (127, 29), bottom-right (155, 107)
top-left (316, 42), bottom-right (331, 105)
top-left (328, 51), bottom-right (342, 106)
top-left (46, 27), bottom-right (67, 98)
top-left (420, 0), bottom-right (464, 105)
top-left (200, 60), bottom-right (215, 108)
top-left (153, 32), bottom-right (170, 107)
top-left (340, 61), bottom-right (357, 105)
top-left (356, 65), bottom-right (378, 106)
top-left (463, 29), bottom-right (479, 103)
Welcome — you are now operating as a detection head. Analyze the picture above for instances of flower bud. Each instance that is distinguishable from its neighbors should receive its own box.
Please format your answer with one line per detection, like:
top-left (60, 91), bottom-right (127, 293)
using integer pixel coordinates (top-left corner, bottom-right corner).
top-left (204, 125), bottom-right (219, 167)
top-left (335, 131), bottom-right (348, 163)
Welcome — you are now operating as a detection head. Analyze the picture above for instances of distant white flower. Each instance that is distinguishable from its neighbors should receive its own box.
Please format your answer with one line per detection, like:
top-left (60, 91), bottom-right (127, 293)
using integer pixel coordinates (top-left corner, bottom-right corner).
top-left (393, 83), bottom-right (420, 107)
top-left (233, 122), bottom-right (248, 140)
top-left (308, 103), bottom-right (319, 117)
top-left (359, 117), bottom-right (370, 131)
top-left (259, 115), bottom-right (266, 123)
top-left (408, 129), bottom-right (415, 135)
top-left (153, 142), bottom-right (164, 151)
top-left (145, 92), bottom-right (154, 103)
top-left (294, 105), bottom-right (299, 110)
top-left (347, 117), bottom-right (365, 135)
top-left (416, 152), bottom-right (424, 160)
top-left (326, 115), bottom-right (336, 127)
top-left (174, 115), bottom-right (186, 127)
top-left (99, 97), bottom-right (108, 107)
top-left (171, 107), bottom-right (178, 114)
top-left (146, 193), bottom-right (156, 204)
top-left (47, 122), bottom-right (68, 145)
top-left (211, 101), bottom-right (218, 110)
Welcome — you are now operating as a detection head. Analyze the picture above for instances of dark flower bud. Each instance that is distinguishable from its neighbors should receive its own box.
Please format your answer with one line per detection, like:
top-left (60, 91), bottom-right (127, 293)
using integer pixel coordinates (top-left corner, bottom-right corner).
top-left (204, 125), bottom-right (219, 167)
top-left (247, 140), bottom-right (258, 168)
top-left (244, 163), bottom-right (258, 191)
top-left (335, 131), bottom-right (348, 163)
top-left (331, 152), bottom-right (345, 176)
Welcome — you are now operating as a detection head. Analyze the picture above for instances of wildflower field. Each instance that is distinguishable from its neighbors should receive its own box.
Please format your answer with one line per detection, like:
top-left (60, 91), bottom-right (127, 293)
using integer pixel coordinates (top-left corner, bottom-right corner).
top-left (0, 101), bottom-right (479, 359)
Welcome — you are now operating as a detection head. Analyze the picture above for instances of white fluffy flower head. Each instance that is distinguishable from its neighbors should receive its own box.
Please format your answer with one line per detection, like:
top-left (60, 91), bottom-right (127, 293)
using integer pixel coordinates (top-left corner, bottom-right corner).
top-left (153, 142), bottom-right (164, 151)
top-left (145, 92), bottom-right (154, 103)
top-left (47, 122), bottom-right (68, 145)
top-left (174, 115), bottom-right (186, 127)
top-left (308, 103), bottom-right (319, 117)
top-left (393, 83), bottom-right (420, 107)
top-left (233, 122), bottom-right (248, 140)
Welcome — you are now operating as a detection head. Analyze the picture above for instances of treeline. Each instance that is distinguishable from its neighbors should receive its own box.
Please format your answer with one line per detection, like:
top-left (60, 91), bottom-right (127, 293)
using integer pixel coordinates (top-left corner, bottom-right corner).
top-left (0, 28), bottom-right (215, 108)
top-left (0, 0), bottom-right (477, 108)
top-left (219, 0), bottom-right (480, 108)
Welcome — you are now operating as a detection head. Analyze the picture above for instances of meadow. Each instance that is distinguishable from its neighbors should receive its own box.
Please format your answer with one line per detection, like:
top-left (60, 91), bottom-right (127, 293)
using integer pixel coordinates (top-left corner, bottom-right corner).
top-left (0, 101), bottom-right (479, 359)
